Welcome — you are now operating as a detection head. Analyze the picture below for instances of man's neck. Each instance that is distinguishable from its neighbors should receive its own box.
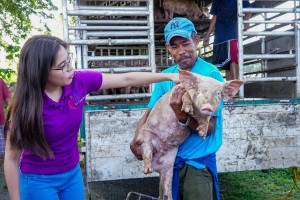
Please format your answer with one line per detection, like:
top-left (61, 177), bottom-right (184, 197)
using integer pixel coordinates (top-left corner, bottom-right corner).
top-left (180, 66), bottom-right (193, 71)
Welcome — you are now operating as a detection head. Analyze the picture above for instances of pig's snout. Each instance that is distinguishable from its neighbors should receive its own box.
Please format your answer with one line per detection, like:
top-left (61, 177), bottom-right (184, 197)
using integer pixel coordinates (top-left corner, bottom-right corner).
top-left (200, 104), bottom-right (214, 116)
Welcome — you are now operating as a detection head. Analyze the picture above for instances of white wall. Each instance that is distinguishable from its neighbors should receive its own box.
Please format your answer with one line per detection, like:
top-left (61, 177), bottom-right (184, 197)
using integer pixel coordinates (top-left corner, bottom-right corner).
top-left (84, 102), bottom-right (300, 182)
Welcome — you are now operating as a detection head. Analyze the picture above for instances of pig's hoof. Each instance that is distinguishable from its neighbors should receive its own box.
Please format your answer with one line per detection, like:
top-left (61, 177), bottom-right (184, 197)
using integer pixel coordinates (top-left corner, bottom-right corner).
top-left (199, 132), bottom-right (207, 139)
top-left (182, 105), bottom-right (193, 115)
top-left (196, 129), bottom-right (207, 139)
top-left (143, 167), bottom-right (153, 174)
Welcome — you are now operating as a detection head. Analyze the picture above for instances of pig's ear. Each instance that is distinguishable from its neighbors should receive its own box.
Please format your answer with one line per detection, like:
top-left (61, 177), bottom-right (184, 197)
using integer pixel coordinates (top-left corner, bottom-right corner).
top-left (222, 80), bottom-right (244, 100)
top-left (178, 69), bottom-right (199, 90)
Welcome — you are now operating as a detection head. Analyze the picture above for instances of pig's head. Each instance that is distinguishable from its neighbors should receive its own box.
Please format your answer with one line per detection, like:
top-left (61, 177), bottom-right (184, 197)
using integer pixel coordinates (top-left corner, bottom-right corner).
top-left (178, 69), bottom-right (243, 137)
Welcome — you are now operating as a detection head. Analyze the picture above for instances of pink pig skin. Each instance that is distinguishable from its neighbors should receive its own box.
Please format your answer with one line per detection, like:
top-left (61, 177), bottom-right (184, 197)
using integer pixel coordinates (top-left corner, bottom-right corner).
top-left (163, 0), bottom-right (205, 20)
top-left (136, 70), bottom-right (243, 200)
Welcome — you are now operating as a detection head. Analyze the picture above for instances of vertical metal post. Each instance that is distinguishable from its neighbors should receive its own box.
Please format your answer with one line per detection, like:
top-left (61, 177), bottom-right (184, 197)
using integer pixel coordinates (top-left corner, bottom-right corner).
top-left (295, 0), bottom-right (300, 97)
top-left (61, 0), bottom-right (69, 42)
top-left (261, 37), bottom-right (266, 77)
top-left (74, 0), bottom-right (82, 69)
top-left (261, 9), bottom-right (267, 77)
top-left (82, 30), bottom-right (88, 69)
top-left (237, 0), bottom-right (244, 98)
top-left (148, 0), bottom-right (156, 92)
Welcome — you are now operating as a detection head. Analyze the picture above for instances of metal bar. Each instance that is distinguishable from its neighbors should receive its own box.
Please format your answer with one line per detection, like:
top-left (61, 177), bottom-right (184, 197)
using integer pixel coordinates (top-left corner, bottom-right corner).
top-left (244, 31), bottom-right (295, 36)
top-left (261, 37), bottom-right (267, 77)
top-left (238, 0), bottom-right (244, 98)
top-left (243, 8), bottom-right (300, 13)
top-left (62, 0), bottom-right (68, 41)
top-left (126, 191), bottom-right (159, 200)
top-left (244, 20), bottom-right (300, 24)
top-left (82, 30), bottom-right (88, 69)
top-left (95, 46), bottom-right (148, 50)
top-left (86, 93), bottom-right (152, 101)
top-left (295, 0), bottom-right (300, 97)
top-left (68, 39), bottom-right (150, 45)
top-left (74, 0), bottom-right (82, 70)
top-left (78, 6), bottom-right (148, 11)
top-left (87, 55), bottom-right (149, 61)
top-left (68, 10), bottom-right (149, 16)
top-left (69, 26), bottom-right (149, 30)
top-left (86, 31), bottom-right (149, 37)
top-left (76, 67), bottom-right (152, 73)
top-left (80, 19), bottom-right (148, 25)
top-left (244, 77), bottom-right (297, 82)
top-left (149, 0), bottom-right (156, 93)
top-left (244, 54), bottom-right (295, 59)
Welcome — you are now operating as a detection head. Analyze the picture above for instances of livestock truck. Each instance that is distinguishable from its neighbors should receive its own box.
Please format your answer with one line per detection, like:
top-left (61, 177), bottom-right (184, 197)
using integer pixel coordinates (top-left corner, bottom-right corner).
top-left (61, 0), bottom-right (300, 199)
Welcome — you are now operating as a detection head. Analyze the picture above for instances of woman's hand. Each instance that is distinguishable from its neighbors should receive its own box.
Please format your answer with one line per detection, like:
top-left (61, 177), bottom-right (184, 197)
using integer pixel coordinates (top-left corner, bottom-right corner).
top-left (169, 73), bottom-right (180, 83)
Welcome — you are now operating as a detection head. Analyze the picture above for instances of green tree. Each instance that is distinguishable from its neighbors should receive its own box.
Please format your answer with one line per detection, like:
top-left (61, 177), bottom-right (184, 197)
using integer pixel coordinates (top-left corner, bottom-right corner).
top-left (0, 68), bottom-right (16, 84)
top-left (0, 0), bottom-right (58, 60)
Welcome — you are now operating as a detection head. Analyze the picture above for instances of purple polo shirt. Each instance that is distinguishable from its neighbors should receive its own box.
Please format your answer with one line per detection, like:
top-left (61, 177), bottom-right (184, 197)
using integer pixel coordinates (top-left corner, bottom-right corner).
top-left (20, 71), bottom-right (102, 175)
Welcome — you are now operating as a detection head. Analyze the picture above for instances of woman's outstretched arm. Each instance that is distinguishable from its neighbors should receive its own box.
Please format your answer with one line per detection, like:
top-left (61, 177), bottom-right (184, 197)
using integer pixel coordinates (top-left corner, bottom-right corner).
top-left (100, 72), bottom-right (179, 90)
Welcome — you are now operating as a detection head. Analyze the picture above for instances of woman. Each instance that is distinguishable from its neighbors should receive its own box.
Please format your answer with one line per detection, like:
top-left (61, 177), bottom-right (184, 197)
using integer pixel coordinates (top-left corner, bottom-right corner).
top-left (4, 35), bottom-right (178, 200)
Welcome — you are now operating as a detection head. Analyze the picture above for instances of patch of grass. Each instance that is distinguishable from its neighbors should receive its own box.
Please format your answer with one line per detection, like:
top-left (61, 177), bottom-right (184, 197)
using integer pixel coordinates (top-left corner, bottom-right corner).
top-left (219, 168), bottom-right (300, 200)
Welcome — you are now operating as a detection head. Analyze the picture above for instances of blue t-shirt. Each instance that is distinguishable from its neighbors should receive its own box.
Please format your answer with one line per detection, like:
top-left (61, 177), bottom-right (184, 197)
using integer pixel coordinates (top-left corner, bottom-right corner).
top-left (148, 57), bottom-right (224, 169)
top-left (211, 0), bottom-right (251, 44)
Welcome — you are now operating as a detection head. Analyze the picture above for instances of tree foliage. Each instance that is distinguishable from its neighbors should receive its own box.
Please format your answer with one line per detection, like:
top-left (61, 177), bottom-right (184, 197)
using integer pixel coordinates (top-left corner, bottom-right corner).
top-left (0, 68), bottom-right (16, 84)
top-left (0, 0), bottom-right (58, 60)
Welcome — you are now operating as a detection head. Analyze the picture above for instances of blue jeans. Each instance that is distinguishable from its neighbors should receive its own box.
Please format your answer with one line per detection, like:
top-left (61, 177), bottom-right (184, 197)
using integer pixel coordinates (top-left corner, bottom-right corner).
top-left (0, 125), bottom-right (5, 155)
top-left (20, 163), bottom-right (84, 200)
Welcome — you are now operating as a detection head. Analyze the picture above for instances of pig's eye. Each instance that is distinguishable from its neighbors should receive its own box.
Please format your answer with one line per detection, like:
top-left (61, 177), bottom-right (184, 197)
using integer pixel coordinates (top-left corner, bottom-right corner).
top-left (216, 90), bottom-right (222, 100)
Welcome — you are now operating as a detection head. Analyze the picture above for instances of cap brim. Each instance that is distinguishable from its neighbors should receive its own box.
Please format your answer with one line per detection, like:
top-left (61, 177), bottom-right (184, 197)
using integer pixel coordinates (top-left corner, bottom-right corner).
top-left (166, 30), bottom-right (192, 45)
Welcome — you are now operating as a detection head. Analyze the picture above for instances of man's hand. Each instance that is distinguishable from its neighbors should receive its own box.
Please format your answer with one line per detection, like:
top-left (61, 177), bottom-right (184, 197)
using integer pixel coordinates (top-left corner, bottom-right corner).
top-left (170, 86), bottom-right (188, 121)
top-left (130, 138), bottom-right (143, 160)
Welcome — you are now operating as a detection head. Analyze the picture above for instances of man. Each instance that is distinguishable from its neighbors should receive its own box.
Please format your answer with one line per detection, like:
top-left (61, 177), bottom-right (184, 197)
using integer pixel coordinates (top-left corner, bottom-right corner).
top-left (0, 77), bottom-right (11, 157)
top-left (203, 0), bottom-right (252, 80)
top-left (130, 17), bottom-right (224, 200)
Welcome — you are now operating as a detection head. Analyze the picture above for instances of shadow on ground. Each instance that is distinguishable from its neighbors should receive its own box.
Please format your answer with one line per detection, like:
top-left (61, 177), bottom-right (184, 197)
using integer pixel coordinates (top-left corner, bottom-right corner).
top-left (86, 177), bottom-right (159, 200)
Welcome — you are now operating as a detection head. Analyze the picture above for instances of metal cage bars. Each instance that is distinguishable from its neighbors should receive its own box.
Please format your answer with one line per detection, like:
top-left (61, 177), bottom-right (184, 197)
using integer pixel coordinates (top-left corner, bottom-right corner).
top-left (237, 0), bottom-right (300, 98)
top-left (61, 0), bottom-right (156, 101)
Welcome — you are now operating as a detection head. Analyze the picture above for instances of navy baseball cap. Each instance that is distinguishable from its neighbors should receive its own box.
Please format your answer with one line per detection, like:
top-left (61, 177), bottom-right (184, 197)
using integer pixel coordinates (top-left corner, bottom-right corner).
top-left (164, 17), bottom-right (197, 45)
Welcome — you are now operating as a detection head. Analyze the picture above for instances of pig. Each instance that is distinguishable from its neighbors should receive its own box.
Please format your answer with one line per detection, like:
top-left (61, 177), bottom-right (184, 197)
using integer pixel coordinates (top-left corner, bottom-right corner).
top-left (201, 7), bottom-right (210, 19)
top-left (135, 70), bottom-right (243, 200)
top-left (163, 0), bottom-right (204, 20)
top-left (154, 7), bottom-right (165, 20)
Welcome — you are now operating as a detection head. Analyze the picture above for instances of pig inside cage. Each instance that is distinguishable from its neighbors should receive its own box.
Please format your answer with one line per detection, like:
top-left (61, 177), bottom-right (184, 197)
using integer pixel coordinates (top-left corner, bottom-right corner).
top-left (78, 0), bottom-right (148, 7)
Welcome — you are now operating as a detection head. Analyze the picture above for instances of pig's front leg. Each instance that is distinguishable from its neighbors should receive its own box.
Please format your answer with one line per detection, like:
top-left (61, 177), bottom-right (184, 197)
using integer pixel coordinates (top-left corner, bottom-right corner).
top-left (181, 92), bottom-right (193, 115)
top-left (158, 148), bottom-right (178, 200)
top-left (195, 116), bottom-right (210, 139)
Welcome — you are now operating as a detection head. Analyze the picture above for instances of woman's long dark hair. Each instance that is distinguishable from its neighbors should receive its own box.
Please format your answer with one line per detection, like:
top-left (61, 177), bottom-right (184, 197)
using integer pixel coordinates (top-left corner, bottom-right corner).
top-left (4, 35), bottom-right (68, 159)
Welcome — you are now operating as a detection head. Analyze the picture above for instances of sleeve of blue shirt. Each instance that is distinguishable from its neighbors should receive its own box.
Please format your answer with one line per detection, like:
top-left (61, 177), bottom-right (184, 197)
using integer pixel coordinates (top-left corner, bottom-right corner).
top-left (148, 81), bottom-right (166, 109)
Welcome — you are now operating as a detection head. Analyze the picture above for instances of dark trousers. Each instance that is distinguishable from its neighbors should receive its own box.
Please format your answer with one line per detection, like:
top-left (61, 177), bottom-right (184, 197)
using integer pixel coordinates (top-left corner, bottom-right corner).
top-left (179, 164), bottom-right (215, 200)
